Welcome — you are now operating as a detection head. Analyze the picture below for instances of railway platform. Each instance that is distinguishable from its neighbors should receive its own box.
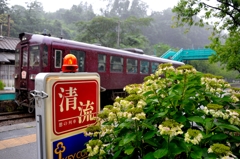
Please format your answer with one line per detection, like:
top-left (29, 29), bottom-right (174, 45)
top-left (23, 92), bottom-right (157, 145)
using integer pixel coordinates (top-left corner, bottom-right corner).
top-left (0, 88), bottom-right (15, 101)
top-left (0, 121), bottom-right (37, 159)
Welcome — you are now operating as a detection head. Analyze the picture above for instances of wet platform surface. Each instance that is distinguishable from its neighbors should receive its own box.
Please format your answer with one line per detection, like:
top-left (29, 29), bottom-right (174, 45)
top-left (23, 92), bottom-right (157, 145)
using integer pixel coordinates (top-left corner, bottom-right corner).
top-left (0, 121), bottom-right (37, 159)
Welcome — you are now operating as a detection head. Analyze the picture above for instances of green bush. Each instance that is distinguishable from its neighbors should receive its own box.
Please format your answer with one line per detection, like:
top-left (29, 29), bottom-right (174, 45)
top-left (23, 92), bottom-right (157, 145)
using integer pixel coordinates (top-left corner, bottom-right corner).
top-left (85, 63), bottom-right (240, 159)
top-left (0, 80), bottom-right (5, 90)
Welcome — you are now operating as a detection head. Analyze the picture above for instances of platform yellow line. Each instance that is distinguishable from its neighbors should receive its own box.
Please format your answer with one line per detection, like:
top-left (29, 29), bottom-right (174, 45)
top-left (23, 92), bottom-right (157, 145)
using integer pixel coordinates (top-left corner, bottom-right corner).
top-left (0, 134), bottom-right (36, 150)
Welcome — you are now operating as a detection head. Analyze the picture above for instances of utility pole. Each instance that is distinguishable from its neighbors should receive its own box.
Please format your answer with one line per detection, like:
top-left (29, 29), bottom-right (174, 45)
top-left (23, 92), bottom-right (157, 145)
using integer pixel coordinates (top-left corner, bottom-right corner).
top-left (7, 15), bottom-right (10, 37)
top-left (117, 21), bottom-right (120, 48)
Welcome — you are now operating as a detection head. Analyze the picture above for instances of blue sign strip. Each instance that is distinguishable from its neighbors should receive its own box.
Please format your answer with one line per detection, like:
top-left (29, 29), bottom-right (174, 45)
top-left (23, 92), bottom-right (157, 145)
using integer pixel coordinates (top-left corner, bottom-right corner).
top-left (53, 133), bottom-right (91, 159)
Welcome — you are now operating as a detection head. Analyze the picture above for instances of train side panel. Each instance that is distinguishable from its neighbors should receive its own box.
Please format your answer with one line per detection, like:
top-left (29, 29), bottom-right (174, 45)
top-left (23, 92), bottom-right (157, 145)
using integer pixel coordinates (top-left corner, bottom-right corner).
top-left (14, 32), bottom-right (184, 109)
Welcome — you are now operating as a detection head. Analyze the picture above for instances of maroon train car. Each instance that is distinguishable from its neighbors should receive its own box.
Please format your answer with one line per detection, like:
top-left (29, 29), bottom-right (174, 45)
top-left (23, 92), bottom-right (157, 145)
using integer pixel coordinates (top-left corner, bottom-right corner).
top-left (14, 32), bottom-right (184, 112)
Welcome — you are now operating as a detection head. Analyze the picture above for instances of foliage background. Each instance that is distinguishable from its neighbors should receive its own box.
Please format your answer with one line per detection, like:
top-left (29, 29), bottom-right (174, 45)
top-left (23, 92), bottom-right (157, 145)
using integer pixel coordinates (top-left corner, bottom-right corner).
top-left (0, 0), bottom-right (238, 81)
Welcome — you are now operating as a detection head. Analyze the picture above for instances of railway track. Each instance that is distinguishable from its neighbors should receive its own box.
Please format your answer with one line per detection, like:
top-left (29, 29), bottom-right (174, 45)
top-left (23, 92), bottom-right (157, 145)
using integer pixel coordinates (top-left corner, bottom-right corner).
top-left (0, 111), bottom-right (35, 126)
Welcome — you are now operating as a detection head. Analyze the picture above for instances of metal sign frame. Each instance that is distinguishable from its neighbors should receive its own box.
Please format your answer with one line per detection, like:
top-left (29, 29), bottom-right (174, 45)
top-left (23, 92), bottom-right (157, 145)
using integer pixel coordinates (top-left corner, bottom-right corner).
top-left (34, 72), bottom-right (100, 159)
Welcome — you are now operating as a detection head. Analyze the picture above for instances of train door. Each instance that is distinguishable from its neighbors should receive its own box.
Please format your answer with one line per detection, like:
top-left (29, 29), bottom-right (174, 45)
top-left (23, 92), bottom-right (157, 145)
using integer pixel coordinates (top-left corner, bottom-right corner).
top-left (19, 45), bottom-right (40, 90)
top-left (70, 50), bottom-right (85, 72)
top-left (17, 46), bottom-right (28, 90)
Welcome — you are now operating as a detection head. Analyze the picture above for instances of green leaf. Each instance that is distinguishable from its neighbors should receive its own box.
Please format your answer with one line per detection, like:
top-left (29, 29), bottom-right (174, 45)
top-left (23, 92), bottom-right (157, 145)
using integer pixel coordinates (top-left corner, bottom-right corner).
top-left (170, 110), bottom-right (178, 115)
top-left (190, 151), bottom-right (202, 159)
top-left (178, 139), bottom-right (188, 151)
top-left (124, 146), bottom-right (135, 155)
top-left (119, 122), bottom-right (131, 128)
top-left (123, 133), bottom-right (136, 145)
top-left (143, 130), bottom-right (156, 140)
top-left (171, 84), bottom-right (184, 95)
top-left (190, 146), bottom-right (203, 159)
top-left (175, 115), bottom-right (187, 123)
top-left (203, 133), bottom-right (212, 139)
top-left (143, 152), bottom-right (154, 159)
top-left (211, 133), bottom-right (228, 141)
top-left (143, 90), bottom-right (155, 97)
top-left (144, 104), bottom-right (155, 113)
top-left (169, 142), bottom-right (184, 155)
top-left (113, 150), bottom-right (122, 159)
top-left (204, 118), bottom-right (214, 130)
top-left (153, 149), bottom-right (168, 159)
top-left (183, 100), bottom-right (196, 111)
top-left (216, 123), bottom-right (240, 132)
top-left (142, 122), bottom-right (156, 130)
top-left (145, 139), bottom-right (158, 147)
top-left (187, 116), bottom-right (204, 124)
top-left (156, 110), bottom-right (168, 117)
top-left (230, 136), bottom-right (240, 142)
top-left (119, 139), bottom-right (124, 146)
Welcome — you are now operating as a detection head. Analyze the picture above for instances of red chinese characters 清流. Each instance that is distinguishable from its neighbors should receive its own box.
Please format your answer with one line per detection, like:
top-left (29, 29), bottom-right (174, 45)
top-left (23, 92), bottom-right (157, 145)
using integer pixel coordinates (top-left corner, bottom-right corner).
top-left (52, 80), bottom-right (99, 135)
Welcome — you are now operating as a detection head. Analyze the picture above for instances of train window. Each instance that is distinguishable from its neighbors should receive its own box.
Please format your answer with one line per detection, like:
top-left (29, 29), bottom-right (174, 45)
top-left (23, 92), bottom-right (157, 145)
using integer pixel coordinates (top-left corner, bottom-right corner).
top-left (42, 45), bottom-right (48, 67)
top-left (98, 54), bottom-right (106, 72)
top-left (55, 50), bottom-right (62, 68)
top-left (30, 46), bottom-right (40, 67)
top-left (140, 60), bottom-right (149, 74)
top-left (110, 56), bottom-right (123, 72)
top-left (15, 49), bottom-right (20, 67)
top-left (127, 58), bottom-right (137, 73)
top-left (70, 50), bottom-right (85, 72)
top-left (22, 47), bottom-right (28, 67)
top-left (151, 62), bottom-right (159, 73)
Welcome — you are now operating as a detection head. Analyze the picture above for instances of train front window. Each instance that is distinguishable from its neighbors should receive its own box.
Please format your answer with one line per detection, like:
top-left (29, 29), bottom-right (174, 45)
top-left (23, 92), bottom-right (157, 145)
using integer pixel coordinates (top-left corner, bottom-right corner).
top-left (55, 50), bottom-right (62, 68)
top-left (127, 58), bottom-right (137, 73)
top-left (30, 45), bottom-right (40, 66)
top-left (110, 56), bottom-right (123, 72)
top-left (151, 62), bottom-right (159, 73)
top-left (140, 60), bottom-right (149, 74)
top-left (15, 49), bottom-right (19, 67)
top-left (98, 54), bottom-right (106, 72)
top-left (42, 45), bottom-right (48, 67)
top-left (22, 47), bottom-right (28, 67)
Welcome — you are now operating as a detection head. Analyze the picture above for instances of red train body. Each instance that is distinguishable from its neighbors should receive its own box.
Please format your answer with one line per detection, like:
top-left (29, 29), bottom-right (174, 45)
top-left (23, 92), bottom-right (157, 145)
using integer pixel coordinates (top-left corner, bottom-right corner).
top-left (14, 32), bottom-right (184, 111)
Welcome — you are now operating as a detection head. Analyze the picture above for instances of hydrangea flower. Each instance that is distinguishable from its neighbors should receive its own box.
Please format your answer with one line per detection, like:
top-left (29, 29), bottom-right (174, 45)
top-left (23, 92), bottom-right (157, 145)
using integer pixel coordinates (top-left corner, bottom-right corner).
top-left (184, 129), bottom-right (203, 145)
top-left (86, 139), bottom-right (105, 157)
top-left (208, 143), bottom-right (236, 159)
top-left (158, 119), bottom-right (183, 138)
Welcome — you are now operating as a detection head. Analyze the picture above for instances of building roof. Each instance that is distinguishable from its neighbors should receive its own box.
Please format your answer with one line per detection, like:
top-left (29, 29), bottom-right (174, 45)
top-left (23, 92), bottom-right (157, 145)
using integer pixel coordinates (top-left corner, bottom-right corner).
top-left (0, 36), bottom-right (19, 51)
top-left (0, 53), bottom-right (10, 62)
top-left (0, 52), bottom-right (16, 62)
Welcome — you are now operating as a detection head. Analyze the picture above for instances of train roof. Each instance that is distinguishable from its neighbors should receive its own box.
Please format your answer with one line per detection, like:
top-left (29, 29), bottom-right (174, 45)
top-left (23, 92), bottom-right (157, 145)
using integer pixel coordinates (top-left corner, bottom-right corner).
top-left (19, 32), bottom-right (184, 65)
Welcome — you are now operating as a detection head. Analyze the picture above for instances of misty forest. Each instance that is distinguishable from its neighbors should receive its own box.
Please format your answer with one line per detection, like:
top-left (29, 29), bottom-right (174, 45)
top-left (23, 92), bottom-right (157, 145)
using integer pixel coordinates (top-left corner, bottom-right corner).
top-left (0, 0), bottom-right (238, 81)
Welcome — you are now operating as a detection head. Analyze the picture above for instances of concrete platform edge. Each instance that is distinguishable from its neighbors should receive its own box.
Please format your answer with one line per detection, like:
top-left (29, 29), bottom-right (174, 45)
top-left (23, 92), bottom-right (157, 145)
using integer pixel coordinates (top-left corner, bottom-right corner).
top-left (0, 121), bottom-right (36, 133)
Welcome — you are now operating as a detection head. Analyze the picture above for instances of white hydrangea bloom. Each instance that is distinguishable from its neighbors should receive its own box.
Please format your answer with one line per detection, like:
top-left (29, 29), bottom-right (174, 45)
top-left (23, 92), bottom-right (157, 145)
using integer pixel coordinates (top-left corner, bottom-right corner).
top-left (158, 123), bottom-right (183, 138)
top-left (184, 131), bottom-right (203, 145)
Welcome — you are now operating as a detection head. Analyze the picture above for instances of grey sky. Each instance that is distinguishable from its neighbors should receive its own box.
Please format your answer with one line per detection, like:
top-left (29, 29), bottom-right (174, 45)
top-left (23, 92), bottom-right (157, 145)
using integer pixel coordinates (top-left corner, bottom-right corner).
top-left (8, 0), bottom-right (180, 13)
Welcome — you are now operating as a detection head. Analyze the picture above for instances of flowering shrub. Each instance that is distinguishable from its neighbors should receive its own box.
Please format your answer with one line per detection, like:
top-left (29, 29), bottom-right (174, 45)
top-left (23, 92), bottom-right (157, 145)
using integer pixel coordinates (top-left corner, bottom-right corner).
top-left (85, 63), bottom-right (240, 159)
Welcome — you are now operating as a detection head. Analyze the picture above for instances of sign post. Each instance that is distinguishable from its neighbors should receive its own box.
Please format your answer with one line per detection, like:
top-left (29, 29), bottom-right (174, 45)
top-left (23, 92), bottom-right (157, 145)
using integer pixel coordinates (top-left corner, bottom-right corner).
top-left (34, 72), bottom-right (100, 159)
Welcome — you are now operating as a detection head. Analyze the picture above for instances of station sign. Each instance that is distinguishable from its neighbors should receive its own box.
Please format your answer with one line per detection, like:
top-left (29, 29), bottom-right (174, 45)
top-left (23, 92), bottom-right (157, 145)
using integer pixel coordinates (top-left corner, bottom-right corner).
top-left (34, 72), bottom-right (100, 159)
top-left (52, 80), bottom-right (98, 135)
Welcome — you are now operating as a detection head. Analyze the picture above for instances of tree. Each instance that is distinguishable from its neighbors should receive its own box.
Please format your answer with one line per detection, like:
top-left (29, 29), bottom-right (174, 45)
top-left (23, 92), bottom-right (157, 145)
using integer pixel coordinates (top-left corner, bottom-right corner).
top-left (101, 0), bottom-right (148, 19)
top-left (0, 0), bottom-right (10, 36)
top-left (153, 43), bottom-right (174, 57)
top-left (172, 0), bottom-right (240, 76)
top-left (0, 0), bottom-right (9, 14)
top-left (75, 16), bottom-right (152, 49)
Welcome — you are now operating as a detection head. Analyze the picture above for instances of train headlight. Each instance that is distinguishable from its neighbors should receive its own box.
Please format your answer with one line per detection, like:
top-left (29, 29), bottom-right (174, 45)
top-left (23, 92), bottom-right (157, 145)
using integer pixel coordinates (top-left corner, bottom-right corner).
top-left (14, 74), bottom-right (18, 79)
top-left (30, 74), bottom-right (37, 80)
top-left (62, 54), bottom-right (78, 73)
